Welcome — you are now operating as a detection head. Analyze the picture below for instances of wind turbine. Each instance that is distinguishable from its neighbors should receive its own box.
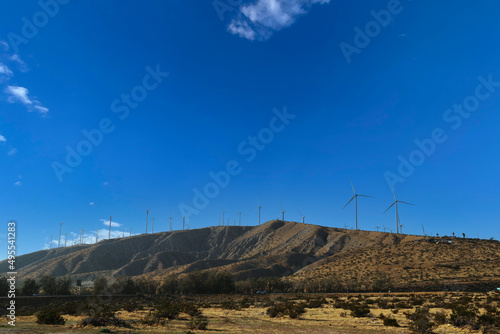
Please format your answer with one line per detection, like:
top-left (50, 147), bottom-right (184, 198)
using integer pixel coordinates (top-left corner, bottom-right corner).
top-left (221, 209), bottom-right (227, 227)
top-left (384, 187), bottom-right (415, 234)
top-left (168, 215), bottom-right (174, 231)
top-left (280, 203), bottom-right (285, 221)
top-left (145, 210), bottom-right (150, 234)
top-left (152, 218), bottom-right (155, 233)
top-left (297, 209), bottom-right (305, 224)
top-left (258, 204), bottom-right (262, 225)
top-left (343, 180), bottom-right (373, 230)
top-left (58, 222), bottom-right (64, 248)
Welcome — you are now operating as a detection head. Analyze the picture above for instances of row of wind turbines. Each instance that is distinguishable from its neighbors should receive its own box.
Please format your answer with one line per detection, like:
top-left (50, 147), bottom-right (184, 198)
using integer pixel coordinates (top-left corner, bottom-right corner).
top-left (48, 181), bottom-right (415, 249)
top-left (343, 180), bottom-right (414, 234)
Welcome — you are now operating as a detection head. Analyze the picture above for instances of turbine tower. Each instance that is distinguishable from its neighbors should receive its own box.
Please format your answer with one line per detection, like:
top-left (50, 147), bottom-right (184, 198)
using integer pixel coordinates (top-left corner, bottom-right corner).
top-left (280, 203), bottom-right (285, 221)
top-left (108, 216), bottom-right (112, 239)
top-left (384, 186), bottom-right (415, 234)
top-left (298, 209), bottom-right (305, 224)
top-left (145, 210), bottom-right (149, 234)
top-left (258, 204), bottom-right (262, 225)
top-left (58, 222), bottom-right (64, 248)
top-left (152, 218), bottom-right (155, 233)
top-left (343, 180), bottom-right (373, 230)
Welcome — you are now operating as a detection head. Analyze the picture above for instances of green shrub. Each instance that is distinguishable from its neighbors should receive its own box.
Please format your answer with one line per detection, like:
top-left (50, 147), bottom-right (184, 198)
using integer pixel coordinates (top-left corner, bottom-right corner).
top-left (383, 317), bottom-right (400, 327)
top-left (450, 304), bottom-right (479, 329)
top-left (433, 311), bottom-right (448, 325)
top-left (350, 304), bottom-right (371, 318)
top-left (267, 301), bottom-right (306, 319)
top-left (406, 307), bottom-right (435, 334)
top-left (187, 316), bottom-right (208, 330)
top-left (36, 305), bottom-right (65, 325)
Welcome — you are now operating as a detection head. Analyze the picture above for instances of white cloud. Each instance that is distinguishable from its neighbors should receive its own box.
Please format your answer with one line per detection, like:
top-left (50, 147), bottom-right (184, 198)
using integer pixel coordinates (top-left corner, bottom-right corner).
top-left (101, 218), bottom-right (121, 228)
top-left (89, 202), bottom-right (95, 206)
top-left (228, 0), bottom-right (330, 41)
top-left (8, 148), bottom-right (17, 156)
top-left (0, 134), bottom-right (6, 142)
top-left (14, 181), bottom-right (21, 186)
top-left (5, 85), bottom-right (32, 105)
top-left (0, 63), bottom-right (13, 77)
top-left (4, 85), bottom-right (49, 114)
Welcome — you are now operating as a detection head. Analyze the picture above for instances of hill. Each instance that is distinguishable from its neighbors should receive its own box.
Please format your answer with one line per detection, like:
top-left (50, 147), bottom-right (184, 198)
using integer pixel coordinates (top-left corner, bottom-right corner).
top-left (1, 220), bottom-right (499, 291)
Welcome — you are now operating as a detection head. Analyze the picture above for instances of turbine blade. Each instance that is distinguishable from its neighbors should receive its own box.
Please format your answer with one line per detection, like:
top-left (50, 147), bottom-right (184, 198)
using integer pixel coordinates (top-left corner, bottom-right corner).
top-left (358, 194), bottom-right (374, 198)
top-left (350, 179), bottom-right (356, 194)
top-left (297, 209), bottom-right (303, 217)
top-left (390, 185), bottom-right (397, 200)
top-left (399, 201), bottom-right (415, 206)
top-left (384, 202), bottom-right (396, 213)
top-left (343, 196), bottom-right (355, 209)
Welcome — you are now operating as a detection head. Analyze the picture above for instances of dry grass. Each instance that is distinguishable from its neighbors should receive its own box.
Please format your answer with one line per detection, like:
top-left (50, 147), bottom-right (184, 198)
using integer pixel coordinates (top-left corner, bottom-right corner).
top-left (1, 292), bottom-right (497, 333)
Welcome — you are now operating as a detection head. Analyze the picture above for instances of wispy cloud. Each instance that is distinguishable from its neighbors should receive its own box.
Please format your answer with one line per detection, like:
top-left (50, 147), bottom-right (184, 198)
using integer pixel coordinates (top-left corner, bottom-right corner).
top-left (228, 0), bottom-right (330, 41)
top-left (7, 148), bottom-right (17, 156)
top-left (101, 218), bottom-right (121, 228)
top-left (0, 134), bottom-right (6, 142)
top-left (0, 63), bottom-right (13, 77)
top-left (9, 54), bottom-right (28, 72)
top-left (89, 202), bottom-right (95, 206)
top-left (0, 41), bottom-right (9, 51)
top-left (4, 85), bottom-right (49, 114)
top-left (14, 181), bottom-right (21, 186)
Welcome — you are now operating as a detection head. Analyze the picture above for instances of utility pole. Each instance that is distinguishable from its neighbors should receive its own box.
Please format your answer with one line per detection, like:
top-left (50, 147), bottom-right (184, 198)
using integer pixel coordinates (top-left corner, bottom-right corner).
top-left (145, 210), bottom-right (149, 234)
top-left (130, 227), bottom-right (132, 236)
top-left (123, 229), bottom-right (125, 238)
top-left (183, 216), bottom-right (185, 230)
top-left (50, 235), bottom-right (53, 249)
top-left (58, 222), bottom-right (64, 247)
top-left (108, 216), bottom-right (112, 239)
top-left (169, 216), bottom-right (173, 231)
top-left (258, 205), bottom-right (262, 225)
top-left (152, 218), bottom-right (155, 233)
top-left (222, 210), bottom-right (225, 227)
top-left (375, 226), bottom-right (380, 232)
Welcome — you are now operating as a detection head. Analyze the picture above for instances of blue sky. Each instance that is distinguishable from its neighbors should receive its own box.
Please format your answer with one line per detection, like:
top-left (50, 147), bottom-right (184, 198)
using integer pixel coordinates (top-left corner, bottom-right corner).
top-left (1, 0), bottom-right (499, 258)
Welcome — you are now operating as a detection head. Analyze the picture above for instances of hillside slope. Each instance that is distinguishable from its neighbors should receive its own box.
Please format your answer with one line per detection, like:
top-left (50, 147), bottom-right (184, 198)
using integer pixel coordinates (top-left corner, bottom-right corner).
top-left (1, 221), bottom-right (499, 290)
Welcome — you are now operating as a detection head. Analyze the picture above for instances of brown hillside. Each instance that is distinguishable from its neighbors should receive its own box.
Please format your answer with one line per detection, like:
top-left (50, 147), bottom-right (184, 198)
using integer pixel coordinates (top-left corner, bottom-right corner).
top-left (1, 221), bottom-right (499, 290)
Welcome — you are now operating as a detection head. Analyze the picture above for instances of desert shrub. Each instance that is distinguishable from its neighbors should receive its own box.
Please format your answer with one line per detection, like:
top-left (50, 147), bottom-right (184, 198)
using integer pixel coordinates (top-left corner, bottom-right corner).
top-left (99, 328), bottom-right (112, 333)
top-left (187, 316), bottom-right (209, 330)
top-left (450, 304), bottom-right (479, 329)
top-left (349, 303), bottom-right (371, 318)
top-left (334, 299), bottom-right (351, 310)
top-left (306, 297), bottom-right (327, 308)
top-left (433, 310), bottom-right (448, 324)
top-left (221, 300), bottom-right (240, 310)
top-left (239, 297), bottom-right (251, 309)
top-left (376, 298), bottom-right (389, 309)
top-left (123, 301), bottom-right (138, 312)
top-left (36, 305), bottom-right (65, 325)
top-left (267, 301), bottom-right (306, 319)
top-left (406, 307), bottom-right (435, 334)
top-left (383, 317), bottom-right (400, 327)
top-left (378, 313), bottom-right (386, 319)
top-left (181, 303), bottom-right (202, 317)
top-left (154, 300), bottom-right (181, 320)
top-left (59, 301), bottom-right (79, 316)
top-left (391, 309), bottom-right (399, 314)
top-left (80, 299), bottom-right (128, 327)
